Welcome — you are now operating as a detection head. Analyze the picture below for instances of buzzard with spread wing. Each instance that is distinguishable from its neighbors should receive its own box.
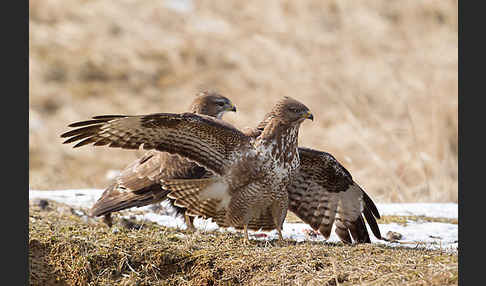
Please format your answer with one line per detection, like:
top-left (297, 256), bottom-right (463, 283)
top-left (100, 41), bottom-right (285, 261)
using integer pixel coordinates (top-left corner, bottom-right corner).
top-left (62, 97), bottom-right (313, 243)
top-left (244, 112), bottom-right (382, 243)
top-left (77, 91), bottom-right (236, 228)
top-left (160, 111), bottom-right (382, 243)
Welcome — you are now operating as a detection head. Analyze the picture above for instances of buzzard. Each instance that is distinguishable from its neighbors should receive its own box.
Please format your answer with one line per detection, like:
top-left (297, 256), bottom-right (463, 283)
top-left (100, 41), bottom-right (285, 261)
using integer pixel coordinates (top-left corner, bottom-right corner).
top-left (84, 91), bottom-right (237, 229)
top-left (160, 110), bottom-right (382, 243)
top-left (243, 113), bottom-right (383, 243)
top-left (61, 97), bottom-right (313, 243)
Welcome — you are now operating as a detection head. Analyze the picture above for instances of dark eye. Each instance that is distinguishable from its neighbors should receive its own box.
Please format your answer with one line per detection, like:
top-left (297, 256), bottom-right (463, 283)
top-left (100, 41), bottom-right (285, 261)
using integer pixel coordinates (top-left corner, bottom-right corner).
top-left (216, 102), bottom-right (225, 106)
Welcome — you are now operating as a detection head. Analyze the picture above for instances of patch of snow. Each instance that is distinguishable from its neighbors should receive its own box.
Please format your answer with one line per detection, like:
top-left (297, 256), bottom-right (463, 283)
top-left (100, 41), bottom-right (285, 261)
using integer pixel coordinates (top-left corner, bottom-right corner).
top-left (29, 189), bottom-right (458, 252)
top-left (375, 222), bottom-right (458, 252)
top-left (29, 189), bottom-right (104, 208)
top-left (376, 203), bottom-right (458, 219)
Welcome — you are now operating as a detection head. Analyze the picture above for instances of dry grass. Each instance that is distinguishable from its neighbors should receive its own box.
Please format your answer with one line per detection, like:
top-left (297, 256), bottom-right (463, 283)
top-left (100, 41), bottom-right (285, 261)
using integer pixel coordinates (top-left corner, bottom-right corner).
top-left (285, 211), bottom-right (458, 226)
top-left (29, 202), bottom-right (458, 286)
top-left (29, 0), bottom-right (458, 203)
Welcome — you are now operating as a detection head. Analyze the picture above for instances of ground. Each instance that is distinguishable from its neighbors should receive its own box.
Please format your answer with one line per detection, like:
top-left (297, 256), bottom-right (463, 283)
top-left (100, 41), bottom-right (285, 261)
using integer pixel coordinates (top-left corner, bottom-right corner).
top-left (29, 0), bottom-right (458, 284)
top-left (29, 190), bottom-right (458, 286)
top-left (29, 200), bottom-right (457, 286)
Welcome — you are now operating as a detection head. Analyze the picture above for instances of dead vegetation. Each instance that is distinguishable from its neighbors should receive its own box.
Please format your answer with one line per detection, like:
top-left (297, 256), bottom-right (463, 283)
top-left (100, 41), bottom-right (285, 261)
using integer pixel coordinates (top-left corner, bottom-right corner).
top-left (29, 204), bottom-right (458, 286)
top-left (29, 1), bottom-right (458, 284)
top-left (29, 0), bottom-right (458, 203)
top-left (285, 211), bottom-right (458, 226)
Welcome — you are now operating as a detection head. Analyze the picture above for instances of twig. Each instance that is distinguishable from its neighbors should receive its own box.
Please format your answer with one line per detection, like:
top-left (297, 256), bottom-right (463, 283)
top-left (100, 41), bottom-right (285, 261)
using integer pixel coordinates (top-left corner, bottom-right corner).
top-left (126, 260), bottom-right (140, 276)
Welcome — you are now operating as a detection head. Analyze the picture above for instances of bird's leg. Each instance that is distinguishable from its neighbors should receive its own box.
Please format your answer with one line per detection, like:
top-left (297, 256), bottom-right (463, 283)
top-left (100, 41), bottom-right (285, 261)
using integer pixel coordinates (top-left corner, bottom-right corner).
top-left (185, 214), bottom-right (196, 232)
top-left (277, 227), bottom-right (284, 242)
top-left (274, 224), bottom-right (286, 247)
top-left (103, 213), bottom-right (114, 227)
top-left (243, 224), bottom-right (250, 245)
top-left (271, 200), bottom-right (288, 246)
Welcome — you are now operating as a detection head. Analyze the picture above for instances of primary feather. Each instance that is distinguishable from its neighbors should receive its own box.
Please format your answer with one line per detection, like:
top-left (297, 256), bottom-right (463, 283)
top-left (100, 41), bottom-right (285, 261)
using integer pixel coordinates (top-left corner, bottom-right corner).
top-left (62, 91), bottom-right (237, 227)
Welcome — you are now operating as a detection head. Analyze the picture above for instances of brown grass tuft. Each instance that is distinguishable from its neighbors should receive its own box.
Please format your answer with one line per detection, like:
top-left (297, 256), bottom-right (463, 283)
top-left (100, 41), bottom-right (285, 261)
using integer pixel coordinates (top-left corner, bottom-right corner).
top-left (29, 205), bottom-right (458, 285)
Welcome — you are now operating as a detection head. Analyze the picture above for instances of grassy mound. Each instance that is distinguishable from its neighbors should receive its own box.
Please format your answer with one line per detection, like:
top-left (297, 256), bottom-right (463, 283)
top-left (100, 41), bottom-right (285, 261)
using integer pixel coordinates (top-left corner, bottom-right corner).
top-left (29, 202), bottom-right (458, 285)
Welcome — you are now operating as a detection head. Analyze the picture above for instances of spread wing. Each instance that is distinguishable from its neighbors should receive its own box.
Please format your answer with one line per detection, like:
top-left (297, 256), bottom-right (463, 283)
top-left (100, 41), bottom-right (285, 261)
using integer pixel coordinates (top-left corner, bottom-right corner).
top-left (288, 147), bottom-right (382, 243)
top-left (61, 113), bottom-right (250, 176)
top-left (89, 150), bottom-right (210, 217)
top-left (90, 151), bottom-right (165, 216)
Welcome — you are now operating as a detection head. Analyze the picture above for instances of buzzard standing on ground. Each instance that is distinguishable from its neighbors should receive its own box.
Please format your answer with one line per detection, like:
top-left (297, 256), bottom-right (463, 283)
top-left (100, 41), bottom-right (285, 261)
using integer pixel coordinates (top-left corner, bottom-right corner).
top-left (80, 91), bottom-right (237, 229)
top-left (62, 97), bottom-right (313, 243)
top-left (160, 111), bottom-right (382, 243)
top-left (242, 113), bottom-right (383, 243)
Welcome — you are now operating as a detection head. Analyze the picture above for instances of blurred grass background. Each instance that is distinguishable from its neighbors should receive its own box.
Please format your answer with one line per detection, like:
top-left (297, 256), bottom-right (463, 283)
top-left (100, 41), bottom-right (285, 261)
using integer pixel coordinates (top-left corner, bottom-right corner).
top-left (29, 0), bottom-right (458, 203)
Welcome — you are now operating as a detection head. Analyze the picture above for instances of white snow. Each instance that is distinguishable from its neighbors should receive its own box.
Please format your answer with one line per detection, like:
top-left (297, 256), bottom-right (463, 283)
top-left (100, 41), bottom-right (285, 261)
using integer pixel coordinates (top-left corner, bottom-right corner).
top-left (376, 203), bottom-right (458, 219)
top-left (30, 189), bottom-right (105, 209)
top-left (29, 189), bottom-right (458, 252)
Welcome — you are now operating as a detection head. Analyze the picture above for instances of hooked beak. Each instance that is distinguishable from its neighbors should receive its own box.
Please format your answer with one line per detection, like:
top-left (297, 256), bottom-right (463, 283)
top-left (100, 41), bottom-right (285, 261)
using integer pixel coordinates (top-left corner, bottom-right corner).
top-left (227, 103), bottom-right (237, 112)
top-left (302, 110), bottom-right (314, 121)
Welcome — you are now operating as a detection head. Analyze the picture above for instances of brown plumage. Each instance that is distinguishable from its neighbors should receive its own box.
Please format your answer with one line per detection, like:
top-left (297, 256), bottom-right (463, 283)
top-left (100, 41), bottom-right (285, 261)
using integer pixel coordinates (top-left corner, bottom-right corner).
top-left (72, 91), bottom-right (236, 228)
top-left (244, 117), bottom-right (382, 243)
top-left (62, 96), bottom-right (313, 242)
top-left (287, 148), bottom-right (381, 243)
top-left (62, 94), bottom-right (380, 244)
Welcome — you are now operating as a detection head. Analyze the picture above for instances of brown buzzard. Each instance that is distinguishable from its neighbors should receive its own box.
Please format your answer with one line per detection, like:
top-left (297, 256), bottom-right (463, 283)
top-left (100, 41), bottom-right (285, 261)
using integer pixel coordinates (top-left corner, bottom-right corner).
top-left (162, 111), bottom-right (382, 243)
top-left (83, 91), bottom-right (236, 228)
top-left (61, 97), bottom-right (313, 243)
top-left (243, 113), bottom-right (383, 243)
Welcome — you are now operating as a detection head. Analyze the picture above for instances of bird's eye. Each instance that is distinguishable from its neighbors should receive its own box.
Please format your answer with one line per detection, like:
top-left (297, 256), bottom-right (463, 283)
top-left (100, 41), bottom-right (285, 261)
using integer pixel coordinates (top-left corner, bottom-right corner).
top-left (216, 102), bottom-right (225, 106)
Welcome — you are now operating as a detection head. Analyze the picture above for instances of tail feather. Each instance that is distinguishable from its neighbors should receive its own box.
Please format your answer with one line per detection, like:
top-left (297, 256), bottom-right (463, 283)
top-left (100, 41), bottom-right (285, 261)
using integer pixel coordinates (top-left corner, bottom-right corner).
top-left (185, 199), bottom-right (221, 218)
top-left (362, 190), bottom-right (381, 219)
top-left (288, 186), bottom-right (340, 240)
top-left (347, 215), bottom-right (371, 243)
top-left (333, 183), bottom-right (368, 243)
top-left (166, 198), bottom-right (188, 217)
top-left (334, 218), bottom-right (353, 244)
top-left (336, 182), bottom-right (388, 243)
top-left (89, 183), bottom-right (169, 217)
top-left (359, 185), bottom-right (382, 239)
top-left (165, 178), bottom-right (276, 231)
top-left (164, 178), bottom-right (229, 220)
top-left (210, 207), bottom-right (276, 231)
top-left (363, 204), bottom-right (382, 239)
top-left (246, 207), bottom-right (276, 230)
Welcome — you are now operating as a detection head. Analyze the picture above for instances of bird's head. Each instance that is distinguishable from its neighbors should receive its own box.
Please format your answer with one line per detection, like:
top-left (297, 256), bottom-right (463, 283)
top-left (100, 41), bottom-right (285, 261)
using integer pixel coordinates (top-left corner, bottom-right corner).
top-left (190, 90), bottom-right (237, 119)
top-left (269, 96), bottom-right (313, 125)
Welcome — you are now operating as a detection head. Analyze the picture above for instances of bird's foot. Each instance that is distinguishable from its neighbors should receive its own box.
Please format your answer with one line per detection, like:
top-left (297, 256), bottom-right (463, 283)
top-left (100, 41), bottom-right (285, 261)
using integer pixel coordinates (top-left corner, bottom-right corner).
top-left (275, 239), bottom-right (287, 247)
top-left (184, 215), bottom-right (196, 233)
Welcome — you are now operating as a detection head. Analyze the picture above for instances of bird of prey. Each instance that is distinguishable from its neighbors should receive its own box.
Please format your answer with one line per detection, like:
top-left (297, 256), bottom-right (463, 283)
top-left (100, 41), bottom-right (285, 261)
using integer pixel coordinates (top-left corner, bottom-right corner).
top-left (160, 110), bottom-right (382, 243)
top-left (243, 113), bottom-right (383, 243)
top-left (78, 91), bottom-right (237, 229)
top-left (61, 97), bottom-right (313, 243)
